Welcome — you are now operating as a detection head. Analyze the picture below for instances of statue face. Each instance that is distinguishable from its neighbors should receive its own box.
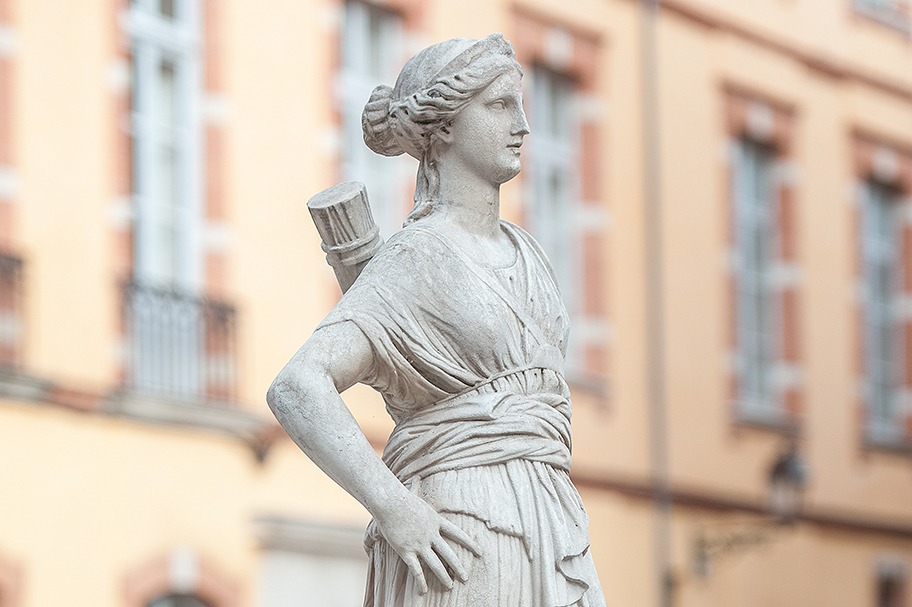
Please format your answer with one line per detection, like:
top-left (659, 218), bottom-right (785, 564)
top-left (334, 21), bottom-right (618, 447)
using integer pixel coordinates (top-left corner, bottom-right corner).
top-left (445, 70), bottom-right (530, 186)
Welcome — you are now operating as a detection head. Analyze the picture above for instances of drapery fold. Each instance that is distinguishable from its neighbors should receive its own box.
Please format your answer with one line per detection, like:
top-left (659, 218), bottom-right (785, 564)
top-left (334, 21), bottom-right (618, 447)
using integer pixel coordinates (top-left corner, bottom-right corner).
top-left (317, 221), bottom-right (605, 607)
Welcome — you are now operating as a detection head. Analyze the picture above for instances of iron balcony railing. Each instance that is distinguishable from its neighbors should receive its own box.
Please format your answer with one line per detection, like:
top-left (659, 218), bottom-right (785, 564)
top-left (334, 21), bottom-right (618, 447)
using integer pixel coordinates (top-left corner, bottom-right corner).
top-left (0, 251), bottom-right (23, 368)
top-left (121, 281), bottom-right (237, 403)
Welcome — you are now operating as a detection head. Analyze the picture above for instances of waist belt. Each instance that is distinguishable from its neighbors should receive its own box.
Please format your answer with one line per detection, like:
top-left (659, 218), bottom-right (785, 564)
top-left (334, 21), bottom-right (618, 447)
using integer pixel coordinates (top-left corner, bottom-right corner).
top-left (383, 367), bottom-right (572, 483)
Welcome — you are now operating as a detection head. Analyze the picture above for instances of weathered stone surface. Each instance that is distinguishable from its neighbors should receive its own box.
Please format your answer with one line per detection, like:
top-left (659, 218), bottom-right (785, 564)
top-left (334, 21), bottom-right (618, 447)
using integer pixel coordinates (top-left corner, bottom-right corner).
top-left (268, 33), bottom-right (605, 607)
top-left (307, 181), bottom-right (383, 294)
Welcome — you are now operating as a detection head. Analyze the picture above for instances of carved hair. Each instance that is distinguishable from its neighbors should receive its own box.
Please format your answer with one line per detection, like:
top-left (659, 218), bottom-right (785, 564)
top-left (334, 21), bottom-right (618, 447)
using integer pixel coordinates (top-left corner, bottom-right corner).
top-left (361, 34), bottom-right (521, 225)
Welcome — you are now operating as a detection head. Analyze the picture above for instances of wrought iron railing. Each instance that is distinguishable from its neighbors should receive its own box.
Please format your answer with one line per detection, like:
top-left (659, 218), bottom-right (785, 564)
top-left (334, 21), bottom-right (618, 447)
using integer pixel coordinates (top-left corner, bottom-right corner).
top-left (121, 282), bottom-right (237, 402)
top-left (0, 251), bottom-right (23, 368)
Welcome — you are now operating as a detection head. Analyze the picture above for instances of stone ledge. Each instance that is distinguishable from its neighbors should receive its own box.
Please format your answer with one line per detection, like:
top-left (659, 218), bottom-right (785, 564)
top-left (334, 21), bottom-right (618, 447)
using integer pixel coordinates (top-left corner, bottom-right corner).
top-left (0, 367), bottom-right (54, 402)
top-left (252, 515), bottom-right (367, 560)
top-left (0, 367), bottom-right (281, 459)
top-left (105, 390), bottom-right (273, 444)
top-left (732, 404), bottom-right (801, 436)
top-left (863, 432), bottom-right (912, 458)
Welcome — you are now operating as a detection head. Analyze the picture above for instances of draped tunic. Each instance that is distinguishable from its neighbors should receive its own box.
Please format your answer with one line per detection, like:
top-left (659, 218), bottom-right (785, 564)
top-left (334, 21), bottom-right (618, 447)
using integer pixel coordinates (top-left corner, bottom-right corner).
top-left (317, 220), bottom-right (605, 607)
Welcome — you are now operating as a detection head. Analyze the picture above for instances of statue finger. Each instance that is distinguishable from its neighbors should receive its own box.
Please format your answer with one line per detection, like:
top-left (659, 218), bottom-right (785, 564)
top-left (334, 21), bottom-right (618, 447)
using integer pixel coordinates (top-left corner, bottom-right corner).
top-left (420, 547), bottom-right (454, 590)
top-left (433, 538), bottom-right (468, 583)
top-left (440, 519), bottom-right (482, 557)
top-left (402, 552), bottom-right (428, 595)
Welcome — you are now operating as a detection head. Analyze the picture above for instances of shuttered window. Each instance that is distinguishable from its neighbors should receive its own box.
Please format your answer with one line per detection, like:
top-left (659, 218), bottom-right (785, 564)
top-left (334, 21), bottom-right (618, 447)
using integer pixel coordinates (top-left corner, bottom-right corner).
top-left (528, 66), bottom-right (582, 367)
top-left (339, 0), bottom-right (408, 239)
top-left (733, 137), bottom-right (780, 416)
top-left (862, 180), bottom-right (905, 442)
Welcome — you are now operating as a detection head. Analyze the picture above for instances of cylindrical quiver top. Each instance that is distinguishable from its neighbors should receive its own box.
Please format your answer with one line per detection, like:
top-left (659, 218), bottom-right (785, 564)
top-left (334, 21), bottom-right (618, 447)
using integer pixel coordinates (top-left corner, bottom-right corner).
top-left (307, 181), bottom-right (384, 293)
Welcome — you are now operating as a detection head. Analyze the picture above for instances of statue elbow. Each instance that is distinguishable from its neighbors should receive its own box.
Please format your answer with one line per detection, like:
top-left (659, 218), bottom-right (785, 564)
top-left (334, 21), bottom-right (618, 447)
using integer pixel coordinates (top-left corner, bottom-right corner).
top-left (265, 378), bottom-right (282, 414)
top-left (267, 371), bottom-right (302, 418)
top-left (266, 363), bottom-right (327, 419)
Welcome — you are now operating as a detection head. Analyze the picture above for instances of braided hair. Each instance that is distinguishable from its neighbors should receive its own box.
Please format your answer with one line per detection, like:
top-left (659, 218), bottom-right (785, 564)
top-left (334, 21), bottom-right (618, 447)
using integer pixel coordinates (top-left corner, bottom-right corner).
top-left (360, 34), bottom-right (522, 225)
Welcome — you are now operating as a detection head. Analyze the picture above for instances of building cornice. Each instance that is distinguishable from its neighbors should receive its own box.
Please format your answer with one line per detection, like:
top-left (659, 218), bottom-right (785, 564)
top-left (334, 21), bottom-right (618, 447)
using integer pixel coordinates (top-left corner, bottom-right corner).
top-left (653, 0), bottom-right (912, 102)
top-left (252, 515), bottom-right (368, 560)
top-left (0, 369), bottom-right (276, 457)
top-left (572, 468), bottom-right (912, 540)
top-left (105, 391), bottom-right (272, 444)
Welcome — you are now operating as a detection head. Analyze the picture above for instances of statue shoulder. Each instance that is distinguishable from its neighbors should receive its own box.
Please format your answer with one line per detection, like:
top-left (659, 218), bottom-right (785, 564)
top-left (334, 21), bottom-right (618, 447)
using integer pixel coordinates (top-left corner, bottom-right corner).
top-left (500, 220), bottom-right (560, 286)
top-left (379, 222), bottom-right (449, 258)
top-left (353, 223), bottom-right (448, 284)
top-left (501, 220), bottom-right (549, 261)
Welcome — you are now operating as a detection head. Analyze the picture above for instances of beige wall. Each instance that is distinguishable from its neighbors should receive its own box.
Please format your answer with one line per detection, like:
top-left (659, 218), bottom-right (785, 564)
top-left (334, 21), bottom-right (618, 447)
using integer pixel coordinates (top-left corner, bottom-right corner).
top-left (17, 0), bottom-right (118, 388)
top-left (2, 0), bottom-right (912, 605)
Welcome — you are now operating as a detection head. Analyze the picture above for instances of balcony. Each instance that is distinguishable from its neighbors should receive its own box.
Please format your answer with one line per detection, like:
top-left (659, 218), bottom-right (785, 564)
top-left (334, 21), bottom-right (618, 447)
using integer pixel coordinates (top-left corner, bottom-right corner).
top-left (121, 281), bottom-right (237, 404)
top-left (0, 250), bottom-right (23, 368)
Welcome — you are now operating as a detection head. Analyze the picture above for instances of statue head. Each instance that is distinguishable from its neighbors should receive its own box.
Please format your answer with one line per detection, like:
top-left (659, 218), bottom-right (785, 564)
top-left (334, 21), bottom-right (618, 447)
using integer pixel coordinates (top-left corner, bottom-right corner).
top-left (361, 33), bottom-right (524, 224)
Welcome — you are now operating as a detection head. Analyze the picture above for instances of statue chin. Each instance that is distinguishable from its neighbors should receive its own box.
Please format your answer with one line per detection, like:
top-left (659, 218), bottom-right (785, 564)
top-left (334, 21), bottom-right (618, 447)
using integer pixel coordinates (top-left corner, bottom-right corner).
top-left (493, 163), bottom-right (522, 186)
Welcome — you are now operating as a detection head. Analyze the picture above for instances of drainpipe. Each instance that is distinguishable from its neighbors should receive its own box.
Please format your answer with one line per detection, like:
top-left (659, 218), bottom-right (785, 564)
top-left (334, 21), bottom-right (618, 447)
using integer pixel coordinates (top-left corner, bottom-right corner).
top-left (639, 1), bottom-right (674, 606)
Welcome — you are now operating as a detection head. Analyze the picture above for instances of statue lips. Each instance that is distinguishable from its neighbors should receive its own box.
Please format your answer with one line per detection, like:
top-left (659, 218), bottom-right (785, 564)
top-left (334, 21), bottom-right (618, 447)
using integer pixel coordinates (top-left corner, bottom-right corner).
top-left (507, 140), bottom-right (523, 156)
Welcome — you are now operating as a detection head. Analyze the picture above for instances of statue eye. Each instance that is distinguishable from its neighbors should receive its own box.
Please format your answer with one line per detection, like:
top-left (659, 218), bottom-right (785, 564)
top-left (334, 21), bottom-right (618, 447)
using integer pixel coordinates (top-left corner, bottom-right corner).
top-left (489, 99), bottom-right (506, 110)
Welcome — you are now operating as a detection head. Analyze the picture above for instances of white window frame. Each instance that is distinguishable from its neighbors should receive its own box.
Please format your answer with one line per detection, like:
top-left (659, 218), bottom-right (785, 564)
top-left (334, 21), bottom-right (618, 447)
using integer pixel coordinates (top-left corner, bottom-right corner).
top-left (124, 0), bottom-right (205, 400)
top-left (862, 179), bottom-right (905, 443)
top-left (527, 65), bottom-right (584, 368)
top-left (732, 137), bottom-right (782, 418)
top-left (338, 0), bottom-right (409, 240)
top-left (254, 517), bottom-right (368, 607)
top-left (126, 0), bottom-right (203, 292)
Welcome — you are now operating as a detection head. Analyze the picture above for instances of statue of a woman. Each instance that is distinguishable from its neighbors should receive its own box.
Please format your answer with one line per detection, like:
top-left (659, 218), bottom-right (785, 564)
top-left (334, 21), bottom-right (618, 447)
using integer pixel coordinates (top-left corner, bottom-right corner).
top-left (267, 33), bottom-right (606, 607)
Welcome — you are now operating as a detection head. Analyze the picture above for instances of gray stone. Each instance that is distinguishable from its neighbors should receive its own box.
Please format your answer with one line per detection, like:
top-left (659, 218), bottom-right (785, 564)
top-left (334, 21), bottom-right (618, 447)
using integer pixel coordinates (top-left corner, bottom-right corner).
top-left (268, 33), bottom-right (605, 606)
top-left (307, 182), bottom-right (383, 294)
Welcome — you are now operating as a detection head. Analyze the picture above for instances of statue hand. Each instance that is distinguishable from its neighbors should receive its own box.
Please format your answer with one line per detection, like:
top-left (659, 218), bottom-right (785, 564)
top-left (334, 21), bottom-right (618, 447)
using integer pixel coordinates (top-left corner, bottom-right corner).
top-left (375, 493), bottom-right (481, 594)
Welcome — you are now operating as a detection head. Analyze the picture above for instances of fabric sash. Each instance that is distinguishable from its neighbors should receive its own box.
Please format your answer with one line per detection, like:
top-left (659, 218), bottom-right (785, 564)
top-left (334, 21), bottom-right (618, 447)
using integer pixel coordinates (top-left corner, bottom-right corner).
top-left (382, 368), bottom-right (572, 484)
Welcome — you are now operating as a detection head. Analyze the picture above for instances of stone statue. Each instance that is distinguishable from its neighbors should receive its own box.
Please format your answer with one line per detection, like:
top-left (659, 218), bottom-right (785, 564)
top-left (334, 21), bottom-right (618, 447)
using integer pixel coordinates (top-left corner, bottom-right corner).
top-left (267, 33), bottom-right (606, 607)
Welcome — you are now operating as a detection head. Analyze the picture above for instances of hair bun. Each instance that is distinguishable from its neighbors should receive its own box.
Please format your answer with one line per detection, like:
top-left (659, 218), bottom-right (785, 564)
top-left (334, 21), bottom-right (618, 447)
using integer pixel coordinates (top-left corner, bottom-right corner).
top-left (361, 85), bottom-right (404, 157)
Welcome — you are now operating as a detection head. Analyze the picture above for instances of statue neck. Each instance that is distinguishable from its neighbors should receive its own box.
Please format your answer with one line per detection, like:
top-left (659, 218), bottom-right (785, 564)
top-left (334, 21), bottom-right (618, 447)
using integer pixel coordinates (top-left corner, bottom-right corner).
top-left (434, 165), bottom-right (501, 237)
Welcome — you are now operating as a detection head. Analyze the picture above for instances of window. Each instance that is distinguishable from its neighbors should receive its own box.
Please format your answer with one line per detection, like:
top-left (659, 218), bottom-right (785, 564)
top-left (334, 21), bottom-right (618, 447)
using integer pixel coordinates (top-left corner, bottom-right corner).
top-left (149, 595), bottom-right (210, 607)
top-left (0, 251), bottom-right (22, 368)
top-left (123, 0), bottom-right (237, 402)
top-left (128, 0), bottom-right (201, 291)
top-left (0, 6), bottom-right (22, 373)
top-left (724, 90), bottom-right (800, 424)
top-left (853, 0), bottom-right (911, 32)
top-left (339, 0), bottom-right (408, 240)
top-left (123, 549), bottom-right (236, 607)
top-left (876, 560), bottom-right (907, 607)
top-left (854, 135), bottom-right (912, 446)
top-left (862, 180), bottom-right (905, 442)
top-left (255, 517), bottom-right (367, 607)
top-left (510, 13), bottom-right (606, 386)
top-left (732, 137), bottom-right (780, 415)
top-left (878, 576), bottom-right (904, 607)
top-left (528, 66), bottom-right (583, 367)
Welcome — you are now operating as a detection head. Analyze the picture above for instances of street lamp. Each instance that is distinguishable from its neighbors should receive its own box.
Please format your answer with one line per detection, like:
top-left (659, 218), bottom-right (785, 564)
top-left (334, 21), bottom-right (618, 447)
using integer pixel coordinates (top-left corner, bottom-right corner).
top-left (767, 443), bottom-right (807, 524)
top-left (693, 444), bottom-right (808, 577)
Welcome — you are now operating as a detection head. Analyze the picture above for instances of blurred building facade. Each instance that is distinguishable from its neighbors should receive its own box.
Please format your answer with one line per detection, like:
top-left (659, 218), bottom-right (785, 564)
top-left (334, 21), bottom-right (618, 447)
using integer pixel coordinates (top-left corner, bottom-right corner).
top-left (1, 0), bottom-right (911, 605)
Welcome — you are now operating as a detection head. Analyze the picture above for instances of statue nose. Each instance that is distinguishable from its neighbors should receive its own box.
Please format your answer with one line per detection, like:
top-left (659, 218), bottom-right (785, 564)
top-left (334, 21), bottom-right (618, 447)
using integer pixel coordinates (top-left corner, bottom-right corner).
top-left (514, 109), bottom-right (531, 136)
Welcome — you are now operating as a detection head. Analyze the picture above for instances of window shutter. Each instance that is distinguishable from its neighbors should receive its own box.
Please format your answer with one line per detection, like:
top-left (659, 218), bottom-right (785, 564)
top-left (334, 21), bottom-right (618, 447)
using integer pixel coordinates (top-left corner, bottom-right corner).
top-left (902, 213), bottom-right (912, 439)
top-left (777, 158), bottom-right (801, 418)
